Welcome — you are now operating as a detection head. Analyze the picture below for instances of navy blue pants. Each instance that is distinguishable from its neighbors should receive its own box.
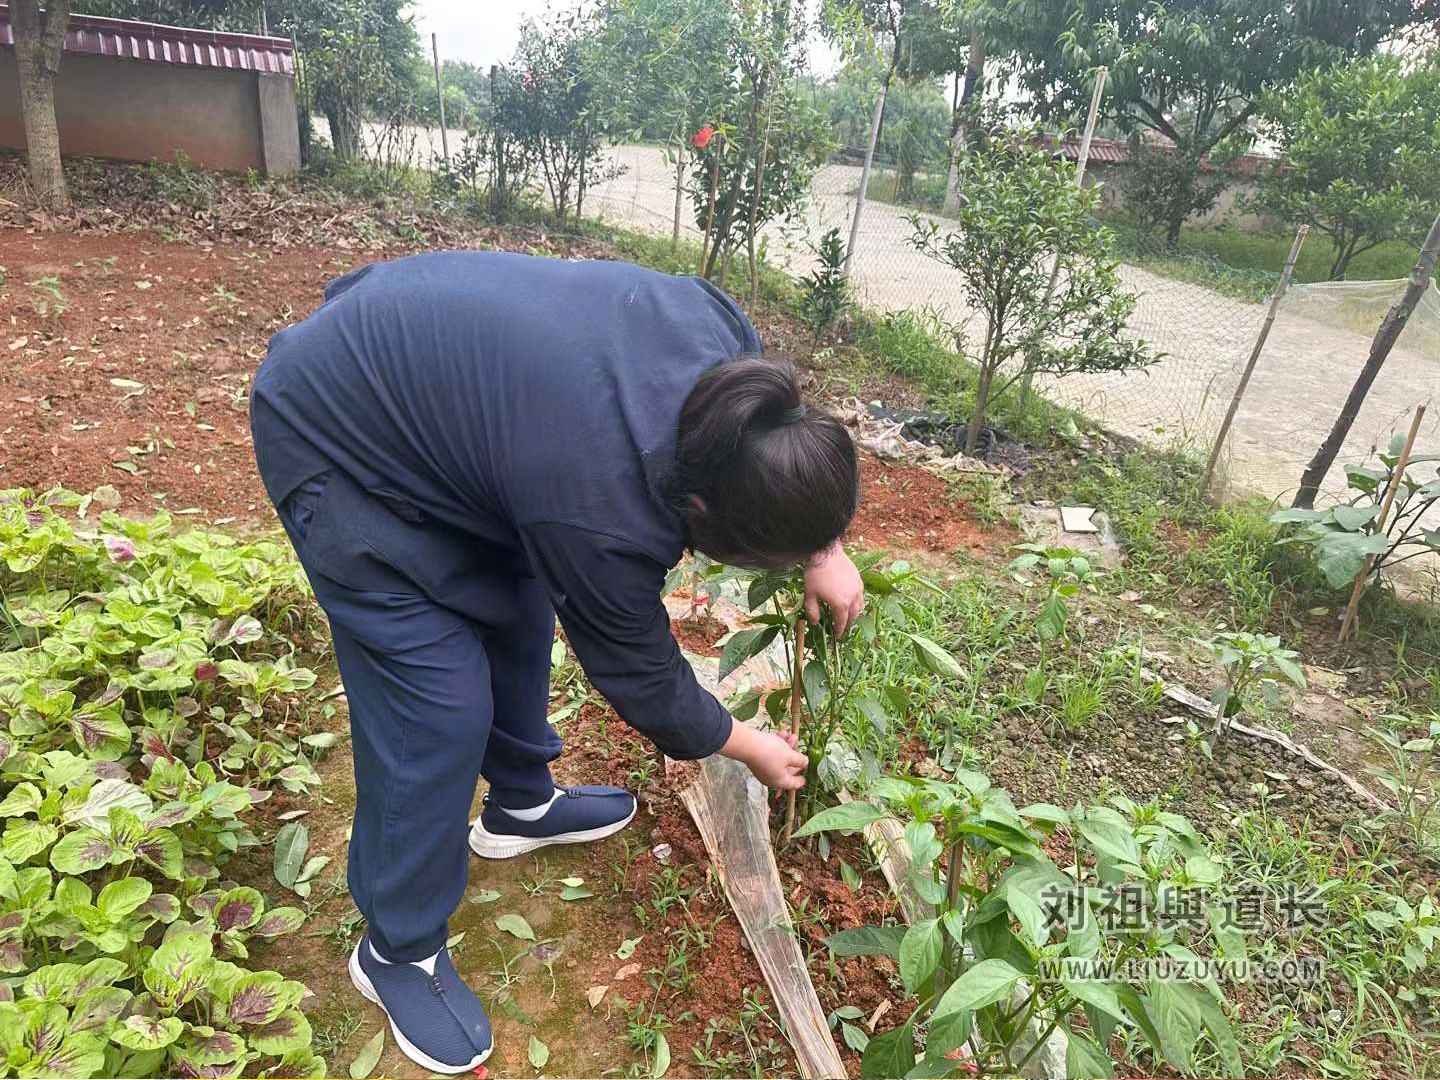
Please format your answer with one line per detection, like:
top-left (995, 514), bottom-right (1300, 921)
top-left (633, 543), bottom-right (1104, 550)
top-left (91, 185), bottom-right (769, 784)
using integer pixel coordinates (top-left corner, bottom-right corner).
top-left (275, 471), bottom-right (562, 961)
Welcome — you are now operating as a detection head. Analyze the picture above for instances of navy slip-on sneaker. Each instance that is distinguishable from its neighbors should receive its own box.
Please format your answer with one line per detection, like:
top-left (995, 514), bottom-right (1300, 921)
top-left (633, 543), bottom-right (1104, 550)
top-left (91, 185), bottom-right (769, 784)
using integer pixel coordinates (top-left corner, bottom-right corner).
top-left (348, 935), bottom-right (492, 1074)
top-left (468, 785), bottom-right (637, 859)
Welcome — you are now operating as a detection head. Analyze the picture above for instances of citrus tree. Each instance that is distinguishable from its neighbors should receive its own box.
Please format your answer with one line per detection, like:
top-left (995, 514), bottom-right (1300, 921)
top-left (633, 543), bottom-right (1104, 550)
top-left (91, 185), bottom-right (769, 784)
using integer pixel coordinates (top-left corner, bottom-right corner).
top-left (907, 137), bottom-right (1153, 454)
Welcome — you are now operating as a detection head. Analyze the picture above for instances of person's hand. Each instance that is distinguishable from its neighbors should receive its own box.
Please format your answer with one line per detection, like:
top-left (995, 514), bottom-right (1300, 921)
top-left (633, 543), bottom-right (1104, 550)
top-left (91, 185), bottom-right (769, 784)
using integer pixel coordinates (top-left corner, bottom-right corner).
top-left (720, 723), bottom-right (808, 790)
top-left (804, 542), bottom-right (864, 636)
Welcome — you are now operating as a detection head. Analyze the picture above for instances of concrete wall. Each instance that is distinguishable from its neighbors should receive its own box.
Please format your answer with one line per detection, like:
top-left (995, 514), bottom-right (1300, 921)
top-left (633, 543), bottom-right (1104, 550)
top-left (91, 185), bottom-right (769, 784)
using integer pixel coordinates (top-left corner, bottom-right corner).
top-left (0, 50), bottom-right (298, 175)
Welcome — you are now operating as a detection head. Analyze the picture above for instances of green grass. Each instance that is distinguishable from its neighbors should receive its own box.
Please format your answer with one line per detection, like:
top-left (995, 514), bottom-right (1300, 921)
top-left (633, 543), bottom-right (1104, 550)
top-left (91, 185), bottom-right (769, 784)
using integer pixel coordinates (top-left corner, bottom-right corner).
top-left (846, 306), bottom-right (1092, 448)
top-left (862, 167), bottom-right (948, 214)
top-left (1160, 222), bottom-right (1421, 284)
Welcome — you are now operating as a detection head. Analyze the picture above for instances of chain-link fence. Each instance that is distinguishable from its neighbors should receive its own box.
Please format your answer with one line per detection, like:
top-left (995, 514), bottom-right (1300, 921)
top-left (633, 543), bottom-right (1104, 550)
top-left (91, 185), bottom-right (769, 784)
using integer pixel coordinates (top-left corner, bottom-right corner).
top-left (584, 144), bottom-right (1440, 511)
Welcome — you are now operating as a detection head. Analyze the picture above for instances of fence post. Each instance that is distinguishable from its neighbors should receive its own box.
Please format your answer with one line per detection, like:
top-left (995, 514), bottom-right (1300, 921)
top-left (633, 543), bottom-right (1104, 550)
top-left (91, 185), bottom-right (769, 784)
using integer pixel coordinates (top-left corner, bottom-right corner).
top-left (1293, 210), bottom-right (1440, 508)
top-left (431, 32), bottom-right (450, 169)
top-left (843, 37), bottom-right (898, 277)
top-left (1199, 224), bottom-right (1308, 495)
top-left (1020, 66), bottom-right (1106, 403)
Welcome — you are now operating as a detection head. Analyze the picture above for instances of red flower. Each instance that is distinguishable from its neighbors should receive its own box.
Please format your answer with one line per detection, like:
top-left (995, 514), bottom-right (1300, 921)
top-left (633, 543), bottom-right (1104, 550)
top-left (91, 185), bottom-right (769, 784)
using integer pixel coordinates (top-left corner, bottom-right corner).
top-left (691, 125), bottom-right (715, 149)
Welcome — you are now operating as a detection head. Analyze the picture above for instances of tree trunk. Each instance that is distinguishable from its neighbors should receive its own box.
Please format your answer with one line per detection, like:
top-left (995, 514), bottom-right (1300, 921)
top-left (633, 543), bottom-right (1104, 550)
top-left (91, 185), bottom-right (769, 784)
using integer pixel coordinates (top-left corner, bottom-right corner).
top-left (327, 106), bottom-right (361, 161)
top-left (942, 30), bottom-right (983, 215)
top-left (698, 150), bottom-right (720, 277)
top-left (1330, 238), bottom-right (1358, 281)
top-left (966, 319), bottom-right (996, 456)
top-left (748, 79), bottom-right (774, 308)
top-left (12, 0), bottom-right (72, 210)
top-left (671, 147), bottom-right (685, 250)
top-left (1293, 212), bottom-right (1440, 508)
top-left (1165, 212), bottom-right (1184, 247)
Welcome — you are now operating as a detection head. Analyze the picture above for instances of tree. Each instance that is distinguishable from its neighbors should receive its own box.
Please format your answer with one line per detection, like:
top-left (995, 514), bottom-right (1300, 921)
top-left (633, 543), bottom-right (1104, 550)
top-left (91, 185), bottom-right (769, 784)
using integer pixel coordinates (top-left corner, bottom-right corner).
top-left (908, 137), bottom-right (1153, 454)
top-left (1116, 139), bottom-right (1230, 241)
top-left (1254, 54), bottom-right (1440, 280)
top-left (687, 0), bottom-right (831, 300)
top-left (599, 0), bottom-right (737, 245)
top-left (439, 58), bottom-right (490, 130)
top-left (494, 11), bottom-right (611, 223)
top-left (12, 0), bottom-right (72, 210)
top-left (981, 0), bottom-right (1435, 244)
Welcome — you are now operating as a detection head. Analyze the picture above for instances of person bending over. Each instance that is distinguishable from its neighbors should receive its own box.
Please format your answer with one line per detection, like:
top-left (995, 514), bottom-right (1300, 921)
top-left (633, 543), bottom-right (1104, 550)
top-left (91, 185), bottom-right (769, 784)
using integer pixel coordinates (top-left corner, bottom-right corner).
top-left (250, 250), bottom-right (862, 1073)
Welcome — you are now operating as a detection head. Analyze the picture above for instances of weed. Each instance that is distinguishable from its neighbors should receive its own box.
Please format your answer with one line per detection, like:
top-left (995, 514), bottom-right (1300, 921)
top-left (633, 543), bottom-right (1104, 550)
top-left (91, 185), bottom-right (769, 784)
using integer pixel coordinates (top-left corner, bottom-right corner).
top-left (798, 227), bottom-right (854, 340)
top-left (27, 275), bottom-right (65, 319)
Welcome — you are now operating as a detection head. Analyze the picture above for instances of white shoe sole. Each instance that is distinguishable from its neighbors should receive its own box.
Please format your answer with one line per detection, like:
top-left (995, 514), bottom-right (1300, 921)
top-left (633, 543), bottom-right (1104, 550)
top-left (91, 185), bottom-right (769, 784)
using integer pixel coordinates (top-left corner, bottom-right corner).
top-left (468, 803), bottom-right (637, 859)
top-left (347, 943), bottom-right (493, 1075)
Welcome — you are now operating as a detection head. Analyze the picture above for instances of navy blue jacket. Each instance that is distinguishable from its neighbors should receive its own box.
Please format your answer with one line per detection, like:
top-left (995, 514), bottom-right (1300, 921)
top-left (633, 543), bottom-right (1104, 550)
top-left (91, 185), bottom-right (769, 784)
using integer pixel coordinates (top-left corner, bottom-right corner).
top-left (250, 251), bottom-right (762, 759)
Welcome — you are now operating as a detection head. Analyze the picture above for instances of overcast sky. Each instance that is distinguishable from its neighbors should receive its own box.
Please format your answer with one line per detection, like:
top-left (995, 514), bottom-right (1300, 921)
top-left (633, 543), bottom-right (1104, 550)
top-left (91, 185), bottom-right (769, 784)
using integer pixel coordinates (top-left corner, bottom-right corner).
top-left (412, 0), bottom-right (840, 75)
top-left (411, 0), bottom-right (547, 70)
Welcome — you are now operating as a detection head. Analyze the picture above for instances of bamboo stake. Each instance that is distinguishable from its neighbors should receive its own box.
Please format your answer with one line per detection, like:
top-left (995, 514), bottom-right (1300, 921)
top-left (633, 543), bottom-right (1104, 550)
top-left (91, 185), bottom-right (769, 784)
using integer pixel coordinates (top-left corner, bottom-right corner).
top-left (780, 617), bottom-right (807, 845)
top-left (1338, 404), bottom-right (1426, 641)
top-left (430, 33), bottom-right (450, 169)
top-left (1020, 67), bottom-right (1106, 403)
top-left (1199, 224), bottom-right (1308, 495)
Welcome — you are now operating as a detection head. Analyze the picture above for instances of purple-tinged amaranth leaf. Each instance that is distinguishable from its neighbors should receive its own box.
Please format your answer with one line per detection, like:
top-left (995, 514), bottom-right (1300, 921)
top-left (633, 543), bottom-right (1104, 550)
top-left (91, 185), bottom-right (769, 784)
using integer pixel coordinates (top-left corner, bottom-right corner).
top-left (0, 912), bottom-right (23, 972)
top-left (74, 957), bottom-right (127, 996)
top-left (252, 906), bottom-right (305, 937)
top-left (175, 696), bottom-right (200, 717)
top-left (137, 893), bottom-right (182, 924)
top-left (69, 985), bottom-right (131, 1032)
top-left (68, 711), bottom-right (131, 759)
top-left (90, 682), bottom-right (124, 709)
top-left (142, 730), bottom-right (178, 761)
top-left (103, 535), bottom-right (136, 562)
top-left (214, 888), bottom-right (263, 932)
top-left (134, 827), bottom-right (184, 879)
top-left (143, 933), bottom-right (213, 1010)
top-left (189, 890), bottom-right (225, 918)
top-left (193, 661), bottom-right (219, 683)
top-left (182, 1026), bottom-right (245, 1066)
top-left (25, 1002), bottom-right (67, 1053)
top-left (250, 1008), bottom-right (312, 1054)
top-left (112, 1014), bottom-right (185, 1050)
top-left (0, 983), bottom-right (12, 1002)
top-left (227, 973), bottom-right (284, 1025)
top-left (29, 1031), bottom-right (107, 1078)
top-left (146, 802), bottom-right (198, 829)
top-left (49, 828), bottom-right (118, 875)
top-left (91, 761), bottom-right (128, 780)
top-left (140, 650), bottom-right (176, 669)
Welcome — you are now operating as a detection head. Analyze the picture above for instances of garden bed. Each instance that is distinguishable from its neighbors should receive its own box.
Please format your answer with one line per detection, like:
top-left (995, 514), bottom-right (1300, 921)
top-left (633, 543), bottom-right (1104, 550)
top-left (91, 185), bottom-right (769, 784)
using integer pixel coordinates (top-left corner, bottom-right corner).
top-left (4, 166), bottom-right (1439, 1079)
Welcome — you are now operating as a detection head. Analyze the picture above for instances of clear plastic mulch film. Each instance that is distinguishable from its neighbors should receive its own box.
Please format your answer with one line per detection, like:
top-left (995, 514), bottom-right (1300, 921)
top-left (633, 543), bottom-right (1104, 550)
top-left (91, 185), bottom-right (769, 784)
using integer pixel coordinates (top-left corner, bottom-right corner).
top-left (665, 591), bottom-right (847, 1079)
top-left (666, 587), bottom-right (1068, 1079)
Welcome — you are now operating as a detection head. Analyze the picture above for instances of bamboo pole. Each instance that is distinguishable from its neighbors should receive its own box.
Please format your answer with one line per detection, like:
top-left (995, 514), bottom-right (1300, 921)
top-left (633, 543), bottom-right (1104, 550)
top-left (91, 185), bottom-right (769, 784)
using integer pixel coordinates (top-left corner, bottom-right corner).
top-left (780, 617), bottom-right (807, 845)
top-left (1199, 225), bottom-right (1309, 495)
top-left (1338, 404), bottom-right (1426, 641)
top-left (1020, 67), bottom-right (1106, 403)
top-left (431, 33), bottom-right (450, 169)
top-left (844, 32), bottom-right (899, 278)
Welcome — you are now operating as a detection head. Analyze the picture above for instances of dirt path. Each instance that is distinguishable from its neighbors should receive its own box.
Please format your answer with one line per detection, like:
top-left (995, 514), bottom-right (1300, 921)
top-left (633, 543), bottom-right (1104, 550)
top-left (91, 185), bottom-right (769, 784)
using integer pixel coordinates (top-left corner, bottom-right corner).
top-left (586, 145), bottom-right (1440, 507)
